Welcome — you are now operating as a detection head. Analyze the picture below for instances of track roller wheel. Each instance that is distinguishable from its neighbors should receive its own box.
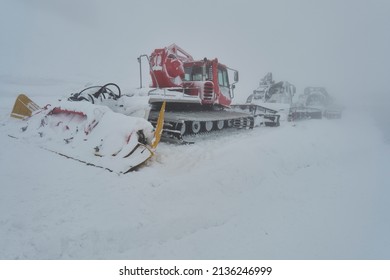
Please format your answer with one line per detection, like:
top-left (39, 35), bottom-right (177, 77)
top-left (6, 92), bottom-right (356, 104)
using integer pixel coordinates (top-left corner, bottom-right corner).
top-left (204, 121), bottom-right (213, 132)
top-left (216, 120), bottom-right (224, 130)
top-left (175, 122), bottom-right (186, 135)
top-left (190, 121), bottom-right (201, 134)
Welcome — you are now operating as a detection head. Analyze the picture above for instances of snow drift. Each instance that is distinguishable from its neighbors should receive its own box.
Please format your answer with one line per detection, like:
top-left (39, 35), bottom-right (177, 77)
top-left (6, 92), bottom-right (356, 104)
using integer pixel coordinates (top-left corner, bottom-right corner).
top-left (1, 90), bottom-right (389, 259)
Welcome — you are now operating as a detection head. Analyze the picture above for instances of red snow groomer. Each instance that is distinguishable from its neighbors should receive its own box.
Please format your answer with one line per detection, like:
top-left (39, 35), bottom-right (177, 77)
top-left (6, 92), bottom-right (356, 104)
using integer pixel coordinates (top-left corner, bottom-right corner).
top-left (141, 44), bottom-right (279, 141)
top-left (148, 44), bottom-right (236, 108)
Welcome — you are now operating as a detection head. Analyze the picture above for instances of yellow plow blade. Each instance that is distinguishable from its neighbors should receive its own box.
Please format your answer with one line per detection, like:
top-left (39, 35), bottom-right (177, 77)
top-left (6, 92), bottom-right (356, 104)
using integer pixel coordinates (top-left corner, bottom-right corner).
top-left (10, 94), bottom-right (40, 119)
top-left (151, 101), bottom-right (166, 150)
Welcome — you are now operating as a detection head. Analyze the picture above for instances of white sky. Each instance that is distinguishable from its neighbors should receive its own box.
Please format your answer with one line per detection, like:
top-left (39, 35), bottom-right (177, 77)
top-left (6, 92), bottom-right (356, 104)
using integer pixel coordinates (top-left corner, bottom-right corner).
top-left (1, 0), bottom-right (390, 103)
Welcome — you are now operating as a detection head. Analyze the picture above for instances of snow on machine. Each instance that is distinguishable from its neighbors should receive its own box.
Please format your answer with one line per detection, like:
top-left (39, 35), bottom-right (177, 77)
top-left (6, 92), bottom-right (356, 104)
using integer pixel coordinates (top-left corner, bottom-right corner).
top-left (246, 72), bottom-right (296, 121)
top-left (138, 44), bottom-right (280, 142)
top-left (9, 86), bottom-right (165, 174)
top-left (246, 74), bottom-right (343, 121)
top-left (290, 87), bottom-right (343, 120)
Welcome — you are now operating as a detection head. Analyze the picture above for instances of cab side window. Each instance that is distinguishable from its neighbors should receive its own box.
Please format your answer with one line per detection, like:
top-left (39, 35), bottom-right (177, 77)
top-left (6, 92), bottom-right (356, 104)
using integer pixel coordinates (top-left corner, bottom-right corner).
top-left (218, 68), bottom-right (229, 87)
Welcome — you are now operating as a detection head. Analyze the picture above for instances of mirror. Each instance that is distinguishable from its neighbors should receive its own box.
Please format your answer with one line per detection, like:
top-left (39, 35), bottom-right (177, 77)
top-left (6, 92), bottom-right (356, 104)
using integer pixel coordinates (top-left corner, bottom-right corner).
top-left (234, 71), bottom-right (239, 82)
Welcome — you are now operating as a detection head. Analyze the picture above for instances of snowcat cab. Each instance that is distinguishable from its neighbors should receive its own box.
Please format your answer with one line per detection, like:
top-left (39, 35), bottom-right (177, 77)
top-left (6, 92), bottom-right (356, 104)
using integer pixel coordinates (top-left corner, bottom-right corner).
top-left (147, 44), bottom-right (238, 108)
top-left (246, 72), bottom-right (296, 121)
top-left (300, 87), bottom-right (331, 107)
top-left (253, 81), bottom-right (296, 104)
top-left (248, 73), bottom-right (296, 104)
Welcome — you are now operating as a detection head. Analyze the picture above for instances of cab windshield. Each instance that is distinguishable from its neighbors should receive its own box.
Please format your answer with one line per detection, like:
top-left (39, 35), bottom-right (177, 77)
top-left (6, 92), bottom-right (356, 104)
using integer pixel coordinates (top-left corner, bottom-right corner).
top-left (183, 66), bottom-right (211, 81)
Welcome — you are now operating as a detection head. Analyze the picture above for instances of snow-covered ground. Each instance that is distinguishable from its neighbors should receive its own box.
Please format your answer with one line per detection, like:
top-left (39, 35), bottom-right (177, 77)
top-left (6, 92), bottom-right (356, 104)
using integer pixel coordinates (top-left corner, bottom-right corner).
top-left (1, 86), bottom-right (389, 260)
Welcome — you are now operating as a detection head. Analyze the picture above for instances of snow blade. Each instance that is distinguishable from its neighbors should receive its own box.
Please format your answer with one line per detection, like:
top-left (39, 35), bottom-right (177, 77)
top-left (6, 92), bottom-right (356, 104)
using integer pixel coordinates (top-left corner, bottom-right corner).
top-left (151, 101), bottom-right (166, 149)
top-left (10, 94), bottom-right (40, 119)
top-left (9, 100), bottom-right (157, 174)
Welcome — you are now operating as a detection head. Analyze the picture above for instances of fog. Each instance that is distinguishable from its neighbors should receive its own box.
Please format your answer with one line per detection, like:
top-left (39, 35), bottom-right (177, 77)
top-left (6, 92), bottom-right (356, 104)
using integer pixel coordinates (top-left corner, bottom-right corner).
top-left (1, 0), bottom-right (390, 105)
top-left (1, 0), bottom-right (390, 262)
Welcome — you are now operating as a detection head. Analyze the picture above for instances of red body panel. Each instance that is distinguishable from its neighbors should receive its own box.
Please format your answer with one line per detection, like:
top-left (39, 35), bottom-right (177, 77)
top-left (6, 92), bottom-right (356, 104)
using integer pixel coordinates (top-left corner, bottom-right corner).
top-left (149, 44), bottom-right (233, 107)
top-left (150, 47), bottom-right (186, 88)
